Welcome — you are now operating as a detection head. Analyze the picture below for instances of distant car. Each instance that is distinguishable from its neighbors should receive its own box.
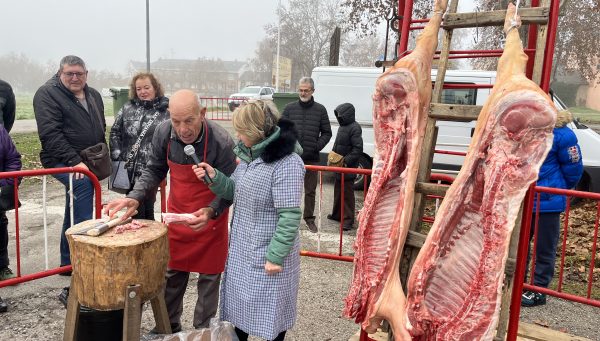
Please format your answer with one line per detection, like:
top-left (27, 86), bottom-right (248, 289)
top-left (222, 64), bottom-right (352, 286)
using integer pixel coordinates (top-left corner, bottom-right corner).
top-left (228, 86), bottom-right (275, 111)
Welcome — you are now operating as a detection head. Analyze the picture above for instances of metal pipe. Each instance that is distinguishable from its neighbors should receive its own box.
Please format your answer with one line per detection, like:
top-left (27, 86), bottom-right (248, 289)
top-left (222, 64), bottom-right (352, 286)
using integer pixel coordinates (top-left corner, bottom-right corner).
top-left (299, 250), bottom-right (353, 263)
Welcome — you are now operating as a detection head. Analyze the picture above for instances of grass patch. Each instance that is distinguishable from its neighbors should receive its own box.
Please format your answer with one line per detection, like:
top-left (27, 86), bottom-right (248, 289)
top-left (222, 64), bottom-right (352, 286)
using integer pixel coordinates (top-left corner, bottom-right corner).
top-left (569, 106), bottom-right (600, 124)
top-left (13, 95), bottom-right (114, 120)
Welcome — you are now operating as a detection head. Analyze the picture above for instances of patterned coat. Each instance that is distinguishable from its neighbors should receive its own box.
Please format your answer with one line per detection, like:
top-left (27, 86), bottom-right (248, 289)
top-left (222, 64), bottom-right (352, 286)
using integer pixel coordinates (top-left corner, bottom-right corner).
top-left (219, 119), bottom-right (305, 339)
top-left (109, 96), bottom-right (169, 179)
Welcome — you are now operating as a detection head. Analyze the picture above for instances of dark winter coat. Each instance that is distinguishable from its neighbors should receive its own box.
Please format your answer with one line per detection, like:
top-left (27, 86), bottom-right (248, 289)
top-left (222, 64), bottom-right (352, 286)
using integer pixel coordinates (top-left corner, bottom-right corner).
top-left (109, 96), bottom-right (170, 179)
top-left (535, 125), bottom-right (583, 213)
top-left (282, 97), bottom-right (332, 162)
top-left (332, 103), bottom-right (363, 180)
top-left (0, 126), bottom-right (21, 187)
top-left (33, 75), bottom-right (106, 168)
top-left (0, 79), bottom-right (16, 133)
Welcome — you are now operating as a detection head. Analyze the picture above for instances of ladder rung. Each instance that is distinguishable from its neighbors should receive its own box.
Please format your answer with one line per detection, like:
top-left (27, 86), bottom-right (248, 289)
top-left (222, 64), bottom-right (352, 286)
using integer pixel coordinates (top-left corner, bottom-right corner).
top-left (429, 103), bottom-right (482, 121)
top-left (443, 7), bottom-right (550, 29)
top-left (416, 182), bottom-right (449, 196)
top-left (406, 230), bottom-right (427, 248)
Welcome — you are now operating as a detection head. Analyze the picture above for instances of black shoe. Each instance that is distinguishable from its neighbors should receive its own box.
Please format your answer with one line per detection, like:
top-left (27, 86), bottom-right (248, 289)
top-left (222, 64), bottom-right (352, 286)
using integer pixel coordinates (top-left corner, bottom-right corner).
top-left (326, 214), bottom-right (340, 222)
top-left (306, 220), bottom-right (318, 233)
top-left (521, 290), bottom-right (547, 307)
top-left (58, 287), bottom-right (69, 308)
top-left (342, 222), bottom-right (354, 231)
top-left (0, 296), bottom-right (7, 313)
top-left (149, 323), bottom-right (182, 334)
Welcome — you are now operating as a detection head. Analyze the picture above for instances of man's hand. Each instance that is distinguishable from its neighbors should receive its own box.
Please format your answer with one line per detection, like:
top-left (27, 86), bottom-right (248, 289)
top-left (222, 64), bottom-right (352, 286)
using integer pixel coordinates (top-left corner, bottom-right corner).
top-left (265, 261), bottom-right (283, 275)
top-left (103, 198), bottom-right (139, 221)
top-left (73, 162), bottom-right (89, 180)
top-left (186, 207), bottom-right (215, 231)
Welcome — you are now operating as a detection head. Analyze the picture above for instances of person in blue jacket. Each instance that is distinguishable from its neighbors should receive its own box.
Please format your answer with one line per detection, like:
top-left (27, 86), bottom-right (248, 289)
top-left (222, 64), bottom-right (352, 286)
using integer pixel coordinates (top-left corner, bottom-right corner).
top-left (522, 109), bottom-right (583, 307)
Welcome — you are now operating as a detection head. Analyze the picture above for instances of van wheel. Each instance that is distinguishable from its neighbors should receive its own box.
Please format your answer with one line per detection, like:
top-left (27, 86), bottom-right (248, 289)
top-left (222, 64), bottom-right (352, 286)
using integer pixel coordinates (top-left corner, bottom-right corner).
top-left (354, 155), bottom-right (373, 190)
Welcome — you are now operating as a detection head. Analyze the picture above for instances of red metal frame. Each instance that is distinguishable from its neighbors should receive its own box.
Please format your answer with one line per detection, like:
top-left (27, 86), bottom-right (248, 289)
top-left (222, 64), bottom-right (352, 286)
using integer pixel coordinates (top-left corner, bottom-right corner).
top-left (0, 168), bottom-right (102, 287)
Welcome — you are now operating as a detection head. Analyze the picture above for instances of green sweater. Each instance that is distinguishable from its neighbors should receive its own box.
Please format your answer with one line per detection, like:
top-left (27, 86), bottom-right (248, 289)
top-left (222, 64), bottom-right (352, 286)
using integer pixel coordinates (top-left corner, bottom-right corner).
top-left (209, 128), bottom-right (302, 265)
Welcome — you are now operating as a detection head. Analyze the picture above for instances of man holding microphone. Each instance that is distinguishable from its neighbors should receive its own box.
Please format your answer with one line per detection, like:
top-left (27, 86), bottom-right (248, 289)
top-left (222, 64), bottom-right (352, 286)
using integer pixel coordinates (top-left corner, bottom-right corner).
top-left (104, 89), bottom-right (236, 333)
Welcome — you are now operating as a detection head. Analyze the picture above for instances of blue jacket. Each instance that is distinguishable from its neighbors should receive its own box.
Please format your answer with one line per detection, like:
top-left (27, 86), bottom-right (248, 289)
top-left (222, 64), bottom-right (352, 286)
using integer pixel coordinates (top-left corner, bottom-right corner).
top-left (0, 125), bottom-right (22, 187)
top-left (535, 126), bottom-right (583, 213)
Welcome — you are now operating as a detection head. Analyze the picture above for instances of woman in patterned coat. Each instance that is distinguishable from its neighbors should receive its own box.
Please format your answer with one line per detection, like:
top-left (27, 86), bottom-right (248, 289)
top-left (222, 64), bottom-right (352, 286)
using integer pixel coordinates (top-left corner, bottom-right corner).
top-left (109, 72), bottom-right (169, 220)
top-left (193, 100), bottom-right (304, 341)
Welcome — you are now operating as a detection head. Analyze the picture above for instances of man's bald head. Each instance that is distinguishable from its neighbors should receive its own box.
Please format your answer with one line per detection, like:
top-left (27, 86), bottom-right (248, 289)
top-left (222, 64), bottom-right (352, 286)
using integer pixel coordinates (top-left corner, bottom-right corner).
top-left (169, 89), bottom-right (207, 144)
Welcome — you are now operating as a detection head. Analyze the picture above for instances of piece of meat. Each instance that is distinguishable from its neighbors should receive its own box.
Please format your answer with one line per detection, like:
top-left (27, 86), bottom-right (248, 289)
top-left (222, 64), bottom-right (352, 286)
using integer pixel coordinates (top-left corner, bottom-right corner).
top-left (162, 213), bottom-right (197, 225)
top-left (342, 0), bottom-right (448, 338)
top-left (114, 219), bottom-right (149, 234)
top-left (405, 5), bottom-right (556, 340)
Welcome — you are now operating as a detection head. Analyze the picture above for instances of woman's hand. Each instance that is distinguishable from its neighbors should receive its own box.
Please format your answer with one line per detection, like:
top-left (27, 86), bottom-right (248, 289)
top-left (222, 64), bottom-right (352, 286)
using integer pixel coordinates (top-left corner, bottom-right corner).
top-left (265, 261), bottom-right (283, 275)
top-left (192, 162), bottom-right (216, 184)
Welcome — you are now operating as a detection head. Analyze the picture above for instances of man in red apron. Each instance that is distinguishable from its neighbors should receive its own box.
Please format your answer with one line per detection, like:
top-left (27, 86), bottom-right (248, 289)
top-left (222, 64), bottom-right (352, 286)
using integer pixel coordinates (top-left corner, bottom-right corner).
top-left (105, 89), bottom-right (236, 332)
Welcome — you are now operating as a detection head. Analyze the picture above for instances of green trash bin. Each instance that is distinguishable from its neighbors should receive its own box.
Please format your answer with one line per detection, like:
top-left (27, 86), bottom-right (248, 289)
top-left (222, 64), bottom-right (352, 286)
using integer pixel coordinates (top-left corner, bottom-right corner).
top-left (109, 87), bottom-right (130, 115)
top-left (272, 92), bottom-right (299, 114)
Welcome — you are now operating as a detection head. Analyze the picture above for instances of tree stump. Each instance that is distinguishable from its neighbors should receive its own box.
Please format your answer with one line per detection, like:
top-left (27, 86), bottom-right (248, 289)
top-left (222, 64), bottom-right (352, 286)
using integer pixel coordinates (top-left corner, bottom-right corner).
top-left (66, 219), bottom-right (169, 311)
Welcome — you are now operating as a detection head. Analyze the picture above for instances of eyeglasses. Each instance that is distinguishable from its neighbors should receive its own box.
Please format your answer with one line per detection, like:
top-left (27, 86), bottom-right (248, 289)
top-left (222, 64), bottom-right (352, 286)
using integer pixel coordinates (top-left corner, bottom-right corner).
top-left (62, 72), bottom-right (87, 79)
top-left (298, 89), bottom-right (313, 94)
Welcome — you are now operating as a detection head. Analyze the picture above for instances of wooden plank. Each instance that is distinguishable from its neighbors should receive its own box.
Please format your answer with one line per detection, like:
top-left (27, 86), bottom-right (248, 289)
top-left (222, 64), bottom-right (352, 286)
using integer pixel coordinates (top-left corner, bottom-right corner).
top-left (516, 322), bottom-right (592, 341)
top-left (532, 1), bottom-right (551, 85)
top-left (150, 288), bottom-right (172, 334)
top-left (123, 284), bottom-right (142, 341)
top-left (406, 230), bottom-right (427, 249)
top-left (63, 280), bottom-right (80, 341)
top-left (430, 103), bottom-right (482, 121)
top-left (416, 182), bottom-right (449, 196)
top-left (443, 7), bottom-right (550, 29)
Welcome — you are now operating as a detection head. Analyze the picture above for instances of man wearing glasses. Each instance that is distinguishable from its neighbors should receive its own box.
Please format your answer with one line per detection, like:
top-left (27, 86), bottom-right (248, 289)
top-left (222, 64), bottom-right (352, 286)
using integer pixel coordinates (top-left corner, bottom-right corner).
top-left (33, 55), bottom-right (106, 305)
top-left (282, 77), bottom-right (332, 233)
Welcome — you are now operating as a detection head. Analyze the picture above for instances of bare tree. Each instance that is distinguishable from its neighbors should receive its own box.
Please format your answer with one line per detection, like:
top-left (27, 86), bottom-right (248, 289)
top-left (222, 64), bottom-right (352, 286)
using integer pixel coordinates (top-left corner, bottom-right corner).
top-left (250, 0), bottom-right (345, 89)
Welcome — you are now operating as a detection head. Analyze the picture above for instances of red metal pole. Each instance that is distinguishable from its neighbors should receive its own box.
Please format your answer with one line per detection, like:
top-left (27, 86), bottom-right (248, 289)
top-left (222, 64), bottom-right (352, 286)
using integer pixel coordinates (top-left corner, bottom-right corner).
top-left (506, 184), bottom-right (536, 341)
top-left (340, 176), bottom-right (345, 256)
top-left (299, 250), bottom-right (353, 263)
top-left (399, 0), bottom-right (414, 54)
top-left (557, 197), bottom-right (571, 291)
top-left (540, 0), bottom-right (560, 92)
top-left (587, 203), bottom-right (600, 298)
top-left (14, 179), bottom-right (21, 277)
top-left (525, 0), bottom-right (540, 79)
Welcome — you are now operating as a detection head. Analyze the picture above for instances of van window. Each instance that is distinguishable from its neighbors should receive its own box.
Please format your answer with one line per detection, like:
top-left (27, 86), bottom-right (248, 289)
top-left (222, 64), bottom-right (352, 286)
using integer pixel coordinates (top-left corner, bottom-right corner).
top-left (438, 83), bottom-right (477, 105)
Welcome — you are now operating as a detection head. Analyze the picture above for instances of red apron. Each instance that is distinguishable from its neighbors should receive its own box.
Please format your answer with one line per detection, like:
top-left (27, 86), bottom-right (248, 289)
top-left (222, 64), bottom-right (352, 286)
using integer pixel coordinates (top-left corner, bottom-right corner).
top-left (165, 126), bottom-right (229, 274)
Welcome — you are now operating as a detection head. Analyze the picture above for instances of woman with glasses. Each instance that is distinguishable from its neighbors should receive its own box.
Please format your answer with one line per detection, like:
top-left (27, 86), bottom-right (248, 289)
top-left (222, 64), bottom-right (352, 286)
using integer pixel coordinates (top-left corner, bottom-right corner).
top-left (193, 100), bottom-right (304, 341)
top-left (109, 72), bottom-right (169, 220)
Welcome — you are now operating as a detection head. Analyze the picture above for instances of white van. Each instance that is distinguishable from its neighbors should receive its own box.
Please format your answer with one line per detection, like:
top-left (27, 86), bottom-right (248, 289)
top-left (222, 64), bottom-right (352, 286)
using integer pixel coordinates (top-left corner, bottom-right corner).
top-left (311, 66), bottom-right (600, 192)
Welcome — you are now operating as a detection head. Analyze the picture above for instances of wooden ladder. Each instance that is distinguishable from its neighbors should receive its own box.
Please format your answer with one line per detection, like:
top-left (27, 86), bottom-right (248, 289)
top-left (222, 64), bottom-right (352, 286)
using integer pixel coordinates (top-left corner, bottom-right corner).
top-left (398, 0), bottom-right (554, 340)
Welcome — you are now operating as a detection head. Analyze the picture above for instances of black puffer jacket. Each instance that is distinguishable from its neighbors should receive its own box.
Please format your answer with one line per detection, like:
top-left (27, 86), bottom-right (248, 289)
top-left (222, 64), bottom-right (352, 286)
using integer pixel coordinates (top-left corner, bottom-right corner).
top-left (109, 96), bottom-right (170, 179)
top-left (332, 103), bottom-right (363, 179)
top-left (33, 75), bottom-right (106, 168)
top-left (282, 97), bottom-right (332, 162)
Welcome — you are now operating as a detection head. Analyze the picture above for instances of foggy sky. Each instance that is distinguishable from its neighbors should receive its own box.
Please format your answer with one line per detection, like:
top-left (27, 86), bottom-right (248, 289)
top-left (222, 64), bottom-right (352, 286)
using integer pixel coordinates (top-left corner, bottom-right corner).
top-left (1, 0), bottom-right (278, 73)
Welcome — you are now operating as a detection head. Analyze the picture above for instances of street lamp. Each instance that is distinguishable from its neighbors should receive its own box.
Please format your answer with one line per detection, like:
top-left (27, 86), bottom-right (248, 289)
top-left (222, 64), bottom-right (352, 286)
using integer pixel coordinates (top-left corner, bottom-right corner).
top-left (146, 0), bottom-right (150, 72)
top-left (275, 0), bottom-right (281, 91)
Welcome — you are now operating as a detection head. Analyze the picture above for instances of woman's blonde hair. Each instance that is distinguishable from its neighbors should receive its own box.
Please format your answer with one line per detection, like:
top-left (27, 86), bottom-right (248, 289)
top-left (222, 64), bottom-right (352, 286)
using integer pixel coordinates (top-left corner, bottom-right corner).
top-left (556, 110), bottom-right (573, 128)
top-left (232, 100), bottom-right (280, 145)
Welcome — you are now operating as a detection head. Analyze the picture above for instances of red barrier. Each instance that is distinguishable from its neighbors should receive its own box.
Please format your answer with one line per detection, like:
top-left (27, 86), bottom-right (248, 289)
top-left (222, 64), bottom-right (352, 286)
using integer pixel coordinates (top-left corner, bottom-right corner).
top-left (0, 168), bottom-right (102, 287)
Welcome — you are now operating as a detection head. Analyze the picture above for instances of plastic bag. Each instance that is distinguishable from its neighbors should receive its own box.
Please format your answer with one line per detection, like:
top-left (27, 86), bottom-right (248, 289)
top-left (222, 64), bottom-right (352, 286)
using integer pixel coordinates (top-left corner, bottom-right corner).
top-left (159, 318), bottom-right (238, 341)
top-left (210, 318), bottom-right (238, 341)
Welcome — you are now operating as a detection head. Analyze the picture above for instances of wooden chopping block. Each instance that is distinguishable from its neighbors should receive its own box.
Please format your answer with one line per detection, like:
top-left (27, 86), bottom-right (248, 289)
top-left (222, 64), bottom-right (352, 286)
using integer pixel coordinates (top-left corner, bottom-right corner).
top-left (65, 219), bottom-right (169, 311)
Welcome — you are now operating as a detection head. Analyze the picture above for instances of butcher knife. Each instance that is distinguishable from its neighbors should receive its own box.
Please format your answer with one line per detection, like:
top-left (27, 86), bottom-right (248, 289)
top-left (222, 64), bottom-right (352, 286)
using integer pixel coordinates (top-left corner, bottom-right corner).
top-left (72, 217), bottom-right (132, 236)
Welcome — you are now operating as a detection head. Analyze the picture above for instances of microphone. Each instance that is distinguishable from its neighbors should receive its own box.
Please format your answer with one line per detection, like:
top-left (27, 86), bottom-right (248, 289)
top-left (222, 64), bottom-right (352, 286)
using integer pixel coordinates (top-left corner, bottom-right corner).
top-left (184, 145), bottom-right (212, 184)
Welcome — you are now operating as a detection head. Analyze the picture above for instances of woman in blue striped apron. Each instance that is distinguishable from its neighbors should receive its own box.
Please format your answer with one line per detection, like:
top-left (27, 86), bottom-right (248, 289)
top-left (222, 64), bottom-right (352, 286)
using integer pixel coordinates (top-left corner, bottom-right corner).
top-left (193, 100), bottom-right (304, 340)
